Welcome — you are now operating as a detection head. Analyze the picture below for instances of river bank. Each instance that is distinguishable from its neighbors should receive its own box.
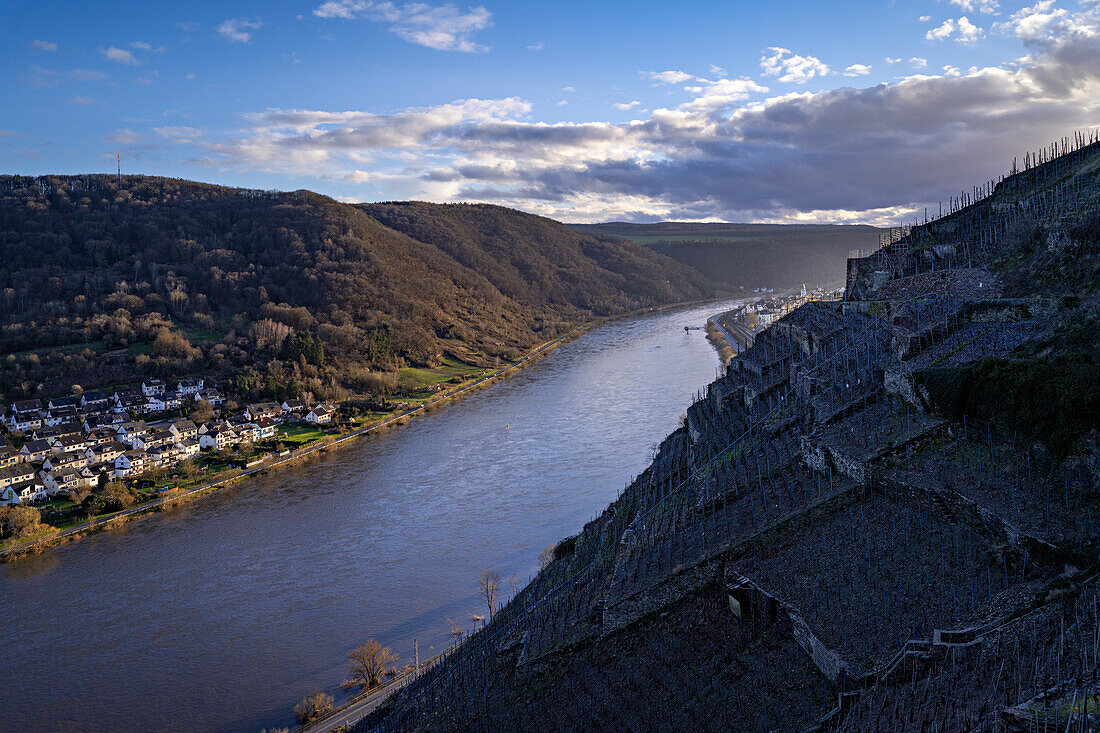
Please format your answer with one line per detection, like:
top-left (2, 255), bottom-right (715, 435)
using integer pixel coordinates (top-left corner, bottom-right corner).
top-left (2, 297), bottom-right (739, 732)
top-left (0, 320), bottom-right (593, 562)
top-left (1, 297), bottom-right (725, 563)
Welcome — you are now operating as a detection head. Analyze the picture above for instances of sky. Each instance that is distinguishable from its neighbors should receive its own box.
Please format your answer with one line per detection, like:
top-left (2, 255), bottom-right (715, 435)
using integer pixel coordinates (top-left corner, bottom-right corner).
top-left (2, 0), bottom-right (1099, 224)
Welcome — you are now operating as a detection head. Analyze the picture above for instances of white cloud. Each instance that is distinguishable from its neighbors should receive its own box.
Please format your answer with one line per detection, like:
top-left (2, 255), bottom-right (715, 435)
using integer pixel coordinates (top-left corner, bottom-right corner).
top-left (23, 65), bottom-right (59, 88)
top-left (168, 6), bottom-right (1100, 223)
top-left (218, 18), bottom-right (263, 44)
top-left (154, 126), bottom-right (203, 143)
top-left (70, 68), bottom-right (108, 81)
top-left (709, 64), bottom-right (728, 77)
top-left (313, 1), bottom-right (492, 52)
top-left (102, 46), bottom-right (140, 65)
top-left (31, 40), bottom-right (58, 52)
top-left (614, 101), bottom-right (641, 110)
top-left (919, 15), bottom-right (932, 22)
top-left (926, 16), bottom-right (985, 42)
top-left (885, 56), bottom-right (902, 64)
top-left (105, 129), bottom-right (143, 144)
top-left (643, 70), bottom-right (694, 85)
top-left (940, 0), bottom-right (999, 14)
top-left (526, 42), bottom-right (545, 51)
top-left (67, 96), bottom-right (95, 106)
top-left (843, 64), bottom-right (872, 76)
top-left (910, 56), bottom-right (929, 68)
top-left (994, 1), bottom-right (1092, 43)
top-left (759, 47), bottom-right (831, 84)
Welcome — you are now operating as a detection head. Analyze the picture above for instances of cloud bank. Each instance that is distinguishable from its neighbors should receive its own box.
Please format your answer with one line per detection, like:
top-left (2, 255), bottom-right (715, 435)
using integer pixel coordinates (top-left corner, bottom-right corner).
top-left (180, 2), bottom-right (1100, 223)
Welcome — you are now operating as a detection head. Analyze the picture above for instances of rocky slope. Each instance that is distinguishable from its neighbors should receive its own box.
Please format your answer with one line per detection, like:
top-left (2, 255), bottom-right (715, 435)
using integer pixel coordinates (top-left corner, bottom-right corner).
top-left (360, 136), bottom-right (1100, 732)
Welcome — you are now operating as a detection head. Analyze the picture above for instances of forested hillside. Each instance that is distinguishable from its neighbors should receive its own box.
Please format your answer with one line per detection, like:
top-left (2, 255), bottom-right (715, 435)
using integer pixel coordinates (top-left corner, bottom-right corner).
top-left (0, 175), bottom-right (710, 403)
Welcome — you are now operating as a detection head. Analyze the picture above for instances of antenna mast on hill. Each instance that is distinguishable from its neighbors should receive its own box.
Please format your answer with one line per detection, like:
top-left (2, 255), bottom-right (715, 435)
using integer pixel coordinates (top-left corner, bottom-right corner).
top-left (117, 153), bottom-right (121, 184)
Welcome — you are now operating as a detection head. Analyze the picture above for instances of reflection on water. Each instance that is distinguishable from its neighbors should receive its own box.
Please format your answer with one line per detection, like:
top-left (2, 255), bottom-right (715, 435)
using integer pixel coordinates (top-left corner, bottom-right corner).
top-left (0, 299), bottom-right (740, 732)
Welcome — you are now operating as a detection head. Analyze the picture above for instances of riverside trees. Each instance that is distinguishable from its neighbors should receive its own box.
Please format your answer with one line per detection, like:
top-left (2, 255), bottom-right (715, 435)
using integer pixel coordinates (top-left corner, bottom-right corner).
top-left (344, 639), bottom-right (399, 690)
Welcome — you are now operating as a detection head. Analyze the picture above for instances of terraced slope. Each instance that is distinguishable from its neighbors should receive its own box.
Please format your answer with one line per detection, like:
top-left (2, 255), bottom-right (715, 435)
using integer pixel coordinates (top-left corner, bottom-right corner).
top-left (359, 139), bottom-right (1100, 732)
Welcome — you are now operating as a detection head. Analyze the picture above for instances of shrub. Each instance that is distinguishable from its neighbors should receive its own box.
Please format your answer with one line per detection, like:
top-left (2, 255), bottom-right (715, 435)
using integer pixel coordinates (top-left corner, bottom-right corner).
top-left (0, 505), bottom-right (42, 538)
top-left (293, 691), bottom-right (333, 724)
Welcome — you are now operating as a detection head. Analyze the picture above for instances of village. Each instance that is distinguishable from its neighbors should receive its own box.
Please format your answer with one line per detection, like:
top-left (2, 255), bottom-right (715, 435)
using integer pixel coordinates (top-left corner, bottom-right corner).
top-left (0, 376), bottom-right (336, 508)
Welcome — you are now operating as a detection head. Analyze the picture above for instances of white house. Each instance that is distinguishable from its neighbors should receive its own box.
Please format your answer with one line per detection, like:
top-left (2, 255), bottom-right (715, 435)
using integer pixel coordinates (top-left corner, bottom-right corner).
top-left (169, 420), bottom-right (198, 441)
top-left (199, 429), bottom-right (235, 451)
top-left (305, 405), bottom-right (334, 424)
top-left (0, 463), bottom-right (36, 487)
top-left (51, 434), bottom-right (89, 454)
top-left (0, 485), bottom-right (19, 505)
top-left (141, 379), bottom-right (165, 397)
top-left (0, 446), bottom-right (20, 469)
top-left (175, 439), bottom-right (200, 460)
top-left (80, 390), bottom-right (110, 409)
top-left (42, 451), bottom-right (86, 472)
top-left (177, 378), bottom-right (204, 395)
top-left (47, 396), bottom-right (79, 411)
top-left (245, 402), bottom-right (282, 421)
top-left (19, 439), bottom-right (51, 464)
top-left (10, 479), bottom-right (46, 503)
top-left (114, 450), bottom-right (148, 478)
top-left (194, 389), bottom-right (225, 406)
top-left (7, 406), bottom-right (43, 431)
top-left (43, 469), bottom-right (81, 497)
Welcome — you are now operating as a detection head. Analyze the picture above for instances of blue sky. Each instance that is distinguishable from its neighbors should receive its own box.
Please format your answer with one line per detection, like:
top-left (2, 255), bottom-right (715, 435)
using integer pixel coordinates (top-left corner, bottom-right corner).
top-left (3, 0), bottom-right (1099, 222)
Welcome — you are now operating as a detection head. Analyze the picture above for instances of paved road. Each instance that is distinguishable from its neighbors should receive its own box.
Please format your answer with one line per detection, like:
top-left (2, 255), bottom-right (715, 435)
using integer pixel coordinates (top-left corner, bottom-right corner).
top-left (709, 310), bottom-right (755, 353)
top-left (302, 651), bottom-right (450, 733)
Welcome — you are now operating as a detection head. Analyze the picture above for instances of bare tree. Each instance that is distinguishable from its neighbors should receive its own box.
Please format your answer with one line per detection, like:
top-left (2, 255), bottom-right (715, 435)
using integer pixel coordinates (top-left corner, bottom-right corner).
top-left (479, 569), bottom-right (500, 621)
top-left (344, 639), bottom-right (399, 690)
top-left (293, 691), bottom-right (333, 724)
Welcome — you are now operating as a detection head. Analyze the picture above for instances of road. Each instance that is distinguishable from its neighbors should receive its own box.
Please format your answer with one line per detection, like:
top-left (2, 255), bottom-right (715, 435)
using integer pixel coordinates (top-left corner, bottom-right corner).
top-left (302, 650), bottom-right (450, 733)
top-left (1, 325), bottom-right (592, 560)
top-left (709, 309), bottom-right (755, 353)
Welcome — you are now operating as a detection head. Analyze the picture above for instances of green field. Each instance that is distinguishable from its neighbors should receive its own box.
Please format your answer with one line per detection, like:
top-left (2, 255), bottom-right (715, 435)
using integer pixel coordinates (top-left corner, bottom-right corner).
top-left (276, 424), bottom-right (330, 445)
top-left (398, 355), bottom-right (486, 390)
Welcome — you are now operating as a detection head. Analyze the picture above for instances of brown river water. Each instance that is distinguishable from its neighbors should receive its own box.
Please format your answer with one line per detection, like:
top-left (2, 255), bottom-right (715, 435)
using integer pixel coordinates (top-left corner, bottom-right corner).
top-left (1, 299), bottom-right (741, 732)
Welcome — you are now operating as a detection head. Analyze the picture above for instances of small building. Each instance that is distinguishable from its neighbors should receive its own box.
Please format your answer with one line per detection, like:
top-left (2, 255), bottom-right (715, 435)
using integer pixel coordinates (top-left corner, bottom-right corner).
top-left (0, 463), bottom-right (36, 488)
top-left (245, 402), bottom-right (282, 421)
top-left (48, 396), bottom-right (79, 411)
top-left (177, 378), bottom-right (204, 396)
top-left (305, 405), bottom-right (334, 425)
top-left (175, 439), bottom-right (201, 460)
top-left (254, 417), bottom-right (278, 440)
top-left (19, 439), bottom-right (51, 464)
top-left (169, 420), bottom-right (198, 441)
top-left (199, 430), bottom-right (235, 451)
top-left (43, 451), bottom-right (87, 472)
top-left (11, 478), bottom-right (47, 503)
top-left (194, 389), bottom-right (225, 406)
top-left (114, 450), bottom-right (148, 477)
top-left (0, 446), bottom-right (20, 469)
top-left (51, 434), bottom-right (90, 455)
top-left (43, 469), bottom-right (82, 497)
top-left (142, 379), bottom-right (166, 397)
top-left (80, 390), bottom-right (110, 409)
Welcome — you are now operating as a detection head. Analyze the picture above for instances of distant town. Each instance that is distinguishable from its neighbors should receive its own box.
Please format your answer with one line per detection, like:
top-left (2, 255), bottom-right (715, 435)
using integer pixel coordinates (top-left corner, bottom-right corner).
top-left (0, 376), bottom-right (335, 508)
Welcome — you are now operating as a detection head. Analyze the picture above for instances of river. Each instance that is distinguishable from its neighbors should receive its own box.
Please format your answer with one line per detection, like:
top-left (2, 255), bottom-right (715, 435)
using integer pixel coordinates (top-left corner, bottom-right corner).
top-left (1, 299), bottom-right (739, 732)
